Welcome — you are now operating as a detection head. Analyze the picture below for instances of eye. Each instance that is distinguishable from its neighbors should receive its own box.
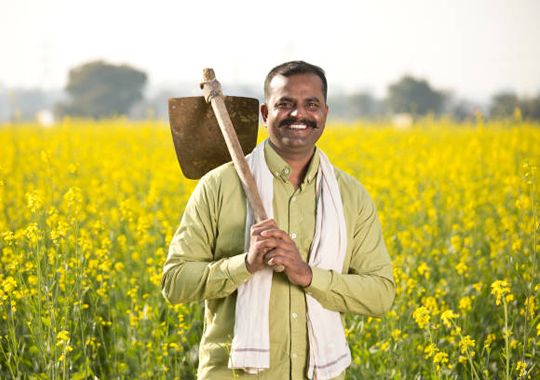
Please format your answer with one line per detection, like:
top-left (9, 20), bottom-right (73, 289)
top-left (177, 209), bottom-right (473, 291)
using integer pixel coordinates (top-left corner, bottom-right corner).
top-left (306, 102), bottom-right (320, 110)
top-left (276, 101), bottom-right (293, 110)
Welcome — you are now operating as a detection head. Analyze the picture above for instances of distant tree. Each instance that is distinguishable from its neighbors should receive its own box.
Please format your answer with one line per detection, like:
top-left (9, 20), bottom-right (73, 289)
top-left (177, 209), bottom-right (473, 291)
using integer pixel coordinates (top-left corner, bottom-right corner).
top-left (521, 93), bottom-right (540, 121)
top-left (489, 92), bottom-right (519, 119)
top-left (349, 92), bottom-right (385, 118)
top-left (329, 92), bottom-right (385, 120)
top-left (56, 60), bottom-right (147, 118)
top-left (443, 93), bottom-right (480, 122)
top-left (386, 75), bottom-right (446, 116)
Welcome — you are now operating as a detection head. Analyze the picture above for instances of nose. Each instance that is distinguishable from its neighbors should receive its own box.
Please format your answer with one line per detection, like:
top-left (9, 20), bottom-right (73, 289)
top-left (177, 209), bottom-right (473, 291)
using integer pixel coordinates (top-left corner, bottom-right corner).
top-left (290, 105), bottom-right (304, 119)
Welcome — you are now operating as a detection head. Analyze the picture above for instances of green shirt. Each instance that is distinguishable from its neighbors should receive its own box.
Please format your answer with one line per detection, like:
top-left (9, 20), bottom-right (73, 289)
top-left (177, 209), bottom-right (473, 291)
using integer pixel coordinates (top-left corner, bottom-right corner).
top-left (161, 142), bottom-right (395, 379)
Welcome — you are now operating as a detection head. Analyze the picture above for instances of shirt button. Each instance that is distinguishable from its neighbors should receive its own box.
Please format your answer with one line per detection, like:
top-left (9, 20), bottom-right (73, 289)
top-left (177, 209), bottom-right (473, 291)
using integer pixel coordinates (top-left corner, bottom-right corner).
top-left (282, 168), bottom-right (290, 175)
top-left (292, 352), bottom-right (298, 359)
top-left (290, 232), bottom-right (297, 239)
top-left (292, 312), bottom-right (298, 319)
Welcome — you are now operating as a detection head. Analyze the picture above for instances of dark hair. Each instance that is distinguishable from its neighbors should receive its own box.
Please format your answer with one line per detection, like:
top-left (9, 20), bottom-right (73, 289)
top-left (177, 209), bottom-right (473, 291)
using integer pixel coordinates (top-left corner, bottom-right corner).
top-left (264, 60), bottom-right (328, 102)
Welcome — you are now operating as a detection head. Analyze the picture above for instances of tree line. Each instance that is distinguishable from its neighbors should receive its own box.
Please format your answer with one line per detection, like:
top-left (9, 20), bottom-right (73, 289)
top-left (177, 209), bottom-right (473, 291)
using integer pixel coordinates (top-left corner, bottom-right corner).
top-left (3, 60), bottom-right (540, 122)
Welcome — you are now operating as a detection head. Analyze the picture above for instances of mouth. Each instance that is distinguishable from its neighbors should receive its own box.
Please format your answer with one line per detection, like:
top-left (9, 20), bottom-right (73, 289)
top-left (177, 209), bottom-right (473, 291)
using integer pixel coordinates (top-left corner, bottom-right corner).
top-left (287, 123), bottom-right (309, 130)
top-left (280, 118), bottom-right (318, 130)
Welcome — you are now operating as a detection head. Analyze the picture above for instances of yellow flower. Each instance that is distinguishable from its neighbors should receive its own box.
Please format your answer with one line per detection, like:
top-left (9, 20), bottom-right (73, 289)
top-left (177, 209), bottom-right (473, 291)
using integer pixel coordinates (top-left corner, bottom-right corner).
top-left (417, 262), bottom-right (430, 279)
top-left (25, 190), bottom-right (44, 213)
top-left (2, 276), bottom-right (17, 293)
top-left (516, 360), bottom-right (527, 377)
top-left (459, 296), bottom-right (472, 313)
top-left (459, 335), bottom-right (475, 354)
top-left (433, 351), bottom-right (449, 370)
top-left (378, 340), bottom-right (390, 351)
top-left (413, 306), bottom-right (430, 329)
top-left (422, 296), bottom-right (439, 315)
top-left (2, 231), bottom-right (15, 246)
top-left (522, 296), bottom-right (536, 318)
top-left (483, 333), bottom-right (496, 350)
top-left (455, 261), bottom-right (468, 276)
top-left (490, 280), bottom-right (511, 305)
top-left (450, 235), bottom-right (461, 252)
top-left (440, 309), bottom-right (459, 328)
top-left (63, 186), bottom-right (83, 212)
top-left (510, 338), bottom-right (518, 349)
top-left (391, 329), bottom-right (402, 340)
top-left (56, 330), bottom-right (70, 347)
top-left (424, 343), bottom-right (437, 358)
top-left (472, 282), bottom-right (483, 293)
top-left (50, 220), bottom-right (70, 245)
top-left (25, 223), bottom-right (40, 245)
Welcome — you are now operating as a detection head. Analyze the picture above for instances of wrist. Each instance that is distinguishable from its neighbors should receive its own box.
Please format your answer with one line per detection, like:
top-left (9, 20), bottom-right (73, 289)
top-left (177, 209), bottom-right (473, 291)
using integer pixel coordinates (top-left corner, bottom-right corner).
top-left (301, 265), bottom-right (313, 288)
top-left (245, 255), bottom-right (252, 273)
top-left (245, 254), bottom-right (256, 274)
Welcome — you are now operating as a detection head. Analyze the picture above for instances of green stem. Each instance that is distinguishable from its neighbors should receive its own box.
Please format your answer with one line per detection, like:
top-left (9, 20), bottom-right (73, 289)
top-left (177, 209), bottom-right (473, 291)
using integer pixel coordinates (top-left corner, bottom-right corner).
top-left (450, 319), bottom-right (480, 380)
top-left (503, 299), bottom-right (510, 380)
top-left (0, 334), bottom-right (17, 379)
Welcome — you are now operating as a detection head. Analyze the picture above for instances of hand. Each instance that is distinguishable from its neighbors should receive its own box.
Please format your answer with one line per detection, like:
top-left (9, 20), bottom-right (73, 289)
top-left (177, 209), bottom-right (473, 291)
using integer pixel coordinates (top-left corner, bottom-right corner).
top-left (261, 229), bottom-right (313, 287)
top-left (245, 218), bottom-right (279, 273)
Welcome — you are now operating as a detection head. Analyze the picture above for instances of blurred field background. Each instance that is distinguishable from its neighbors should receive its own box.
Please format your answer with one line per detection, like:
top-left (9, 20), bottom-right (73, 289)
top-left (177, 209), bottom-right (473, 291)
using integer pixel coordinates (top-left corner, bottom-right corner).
top-left (0, 119), bottom-right (538, 379)
top-left (2, 2), bottom-right (540, 378)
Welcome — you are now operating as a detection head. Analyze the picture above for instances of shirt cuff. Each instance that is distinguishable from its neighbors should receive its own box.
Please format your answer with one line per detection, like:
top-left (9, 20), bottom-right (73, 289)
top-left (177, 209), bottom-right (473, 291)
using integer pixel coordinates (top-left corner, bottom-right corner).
top-left (226, 252), bottom-right (252, 285)
top-left (304, 267), bottom-right (332, 295)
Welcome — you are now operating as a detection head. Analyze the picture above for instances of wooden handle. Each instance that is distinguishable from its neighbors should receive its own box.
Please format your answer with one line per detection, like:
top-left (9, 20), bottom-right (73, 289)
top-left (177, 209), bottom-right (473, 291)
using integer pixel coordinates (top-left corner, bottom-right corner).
top-left (201, 68), bottom-right (285, 272)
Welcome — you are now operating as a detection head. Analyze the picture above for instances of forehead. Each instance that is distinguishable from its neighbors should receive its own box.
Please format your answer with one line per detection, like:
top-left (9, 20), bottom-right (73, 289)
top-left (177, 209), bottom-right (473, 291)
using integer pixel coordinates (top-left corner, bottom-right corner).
top-left (267, 73), bottom-right (325, 101)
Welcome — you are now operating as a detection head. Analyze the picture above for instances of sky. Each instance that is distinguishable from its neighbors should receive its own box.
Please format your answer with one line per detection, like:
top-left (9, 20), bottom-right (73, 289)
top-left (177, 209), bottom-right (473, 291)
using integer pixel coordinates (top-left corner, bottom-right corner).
top-left (1, 0), bottom-right (540, 101)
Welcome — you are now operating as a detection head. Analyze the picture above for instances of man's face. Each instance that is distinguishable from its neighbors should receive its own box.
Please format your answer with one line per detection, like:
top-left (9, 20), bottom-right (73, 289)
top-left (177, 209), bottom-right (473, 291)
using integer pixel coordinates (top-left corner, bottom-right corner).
top-left (261, 73), bottom-right (328, 157)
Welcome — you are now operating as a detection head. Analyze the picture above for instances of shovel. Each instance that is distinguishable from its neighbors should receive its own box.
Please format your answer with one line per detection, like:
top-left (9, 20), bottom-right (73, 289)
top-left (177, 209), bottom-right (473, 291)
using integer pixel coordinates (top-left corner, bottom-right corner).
top-left (168, 68), bottom-right (285, 272)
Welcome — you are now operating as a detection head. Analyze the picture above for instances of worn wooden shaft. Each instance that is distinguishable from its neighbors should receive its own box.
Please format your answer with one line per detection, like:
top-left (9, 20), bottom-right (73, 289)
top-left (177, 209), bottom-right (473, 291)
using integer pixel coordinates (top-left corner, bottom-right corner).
top-left (201, 68), bottom-right (285, 272)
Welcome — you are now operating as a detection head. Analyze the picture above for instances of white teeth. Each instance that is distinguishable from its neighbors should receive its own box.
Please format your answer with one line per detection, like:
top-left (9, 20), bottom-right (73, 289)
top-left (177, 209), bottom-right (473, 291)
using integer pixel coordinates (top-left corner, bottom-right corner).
top-left (288, 124), bottom-right (307, 130)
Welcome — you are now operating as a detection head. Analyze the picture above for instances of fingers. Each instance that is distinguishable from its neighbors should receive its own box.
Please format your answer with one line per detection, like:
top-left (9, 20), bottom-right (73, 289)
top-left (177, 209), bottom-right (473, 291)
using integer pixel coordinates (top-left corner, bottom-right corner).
top-left (253, 237), bottom-right (291, 254)
top-left (247, 220), bottom-right (300, 273)
top-left (263, 247), bottom-right (296, 264)
top-left (250, 219), bottom-right (278, 240)
top-left (260, 228), bottom-right (293, 242)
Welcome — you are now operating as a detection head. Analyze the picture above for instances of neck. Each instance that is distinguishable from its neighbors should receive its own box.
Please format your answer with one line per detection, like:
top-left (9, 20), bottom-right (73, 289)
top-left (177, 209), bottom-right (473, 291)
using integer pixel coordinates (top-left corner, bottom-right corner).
top-left (269, 140), bottom-right (315, 188)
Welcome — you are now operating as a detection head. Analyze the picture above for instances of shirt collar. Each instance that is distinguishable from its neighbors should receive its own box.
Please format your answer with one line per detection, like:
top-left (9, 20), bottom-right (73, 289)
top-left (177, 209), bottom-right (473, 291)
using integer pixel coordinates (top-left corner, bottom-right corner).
top-left (263, 140), bottom-right (320, 185)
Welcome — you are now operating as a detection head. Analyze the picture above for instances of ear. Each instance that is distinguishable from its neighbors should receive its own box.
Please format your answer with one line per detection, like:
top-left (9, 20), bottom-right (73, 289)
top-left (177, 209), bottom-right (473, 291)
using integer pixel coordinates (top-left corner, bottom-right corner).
top-left (260, 103), bottom-right (269, 123)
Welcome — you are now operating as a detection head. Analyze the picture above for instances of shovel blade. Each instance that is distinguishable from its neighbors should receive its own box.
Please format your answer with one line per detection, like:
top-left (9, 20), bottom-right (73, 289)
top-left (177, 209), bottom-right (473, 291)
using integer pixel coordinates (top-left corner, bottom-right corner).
top-left (169, 96), bottom-right (259, 179)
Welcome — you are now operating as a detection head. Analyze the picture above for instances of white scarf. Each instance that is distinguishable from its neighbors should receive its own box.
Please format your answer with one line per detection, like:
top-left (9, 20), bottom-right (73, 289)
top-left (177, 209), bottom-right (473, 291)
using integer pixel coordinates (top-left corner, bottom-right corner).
top-left (228, 140), bottom-right (351, 379)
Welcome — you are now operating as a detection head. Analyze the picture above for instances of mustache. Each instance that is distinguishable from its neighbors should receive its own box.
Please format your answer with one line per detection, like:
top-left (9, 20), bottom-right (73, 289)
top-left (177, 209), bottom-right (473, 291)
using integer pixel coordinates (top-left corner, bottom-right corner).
top-left (279, 118), bottom-right (318, 129)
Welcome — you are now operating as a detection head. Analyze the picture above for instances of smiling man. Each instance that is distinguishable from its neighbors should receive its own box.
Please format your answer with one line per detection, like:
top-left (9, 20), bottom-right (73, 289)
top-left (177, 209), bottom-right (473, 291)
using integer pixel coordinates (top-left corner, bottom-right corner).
top-left (161, 61), bottom-right (395, 379)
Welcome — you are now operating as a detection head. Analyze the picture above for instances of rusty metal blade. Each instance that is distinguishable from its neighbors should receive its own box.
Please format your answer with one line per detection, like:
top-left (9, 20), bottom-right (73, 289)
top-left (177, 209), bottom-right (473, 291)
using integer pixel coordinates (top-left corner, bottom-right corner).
top-left (168, 96), bottom-right (259, 179)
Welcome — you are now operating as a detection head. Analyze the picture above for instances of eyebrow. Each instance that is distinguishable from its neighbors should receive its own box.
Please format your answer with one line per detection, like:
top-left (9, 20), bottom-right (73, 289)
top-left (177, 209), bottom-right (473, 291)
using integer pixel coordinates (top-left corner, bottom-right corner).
top-left (275, 96), bottom-right (322, 103)
top-left (275, 96), bottom-right (294, 103)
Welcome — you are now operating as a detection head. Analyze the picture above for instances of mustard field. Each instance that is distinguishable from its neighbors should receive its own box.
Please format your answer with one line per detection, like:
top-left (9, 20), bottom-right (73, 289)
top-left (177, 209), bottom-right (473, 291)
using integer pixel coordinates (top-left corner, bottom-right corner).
top-left (0, 119), bottom-right (539, 379)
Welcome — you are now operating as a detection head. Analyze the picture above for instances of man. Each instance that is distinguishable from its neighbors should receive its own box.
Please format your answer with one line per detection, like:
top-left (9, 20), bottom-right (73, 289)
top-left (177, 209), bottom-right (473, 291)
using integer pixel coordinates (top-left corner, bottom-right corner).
top-left (161, 61), bottom-right (395, 379)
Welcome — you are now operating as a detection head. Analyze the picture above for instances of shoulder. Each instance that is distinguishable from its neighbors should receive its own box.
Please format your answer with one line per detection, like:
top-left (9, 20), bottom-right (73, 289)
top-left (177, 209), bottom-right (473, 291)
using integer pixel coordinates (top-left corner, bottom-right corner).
top-left (198, 161), bottom-right (240, 190)
top-left (192, 162), bottom-right (242, 208)
top-left (333, 166), bottom-right (374, 212)
top-left (185, 162), bottom-right (241, 217)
